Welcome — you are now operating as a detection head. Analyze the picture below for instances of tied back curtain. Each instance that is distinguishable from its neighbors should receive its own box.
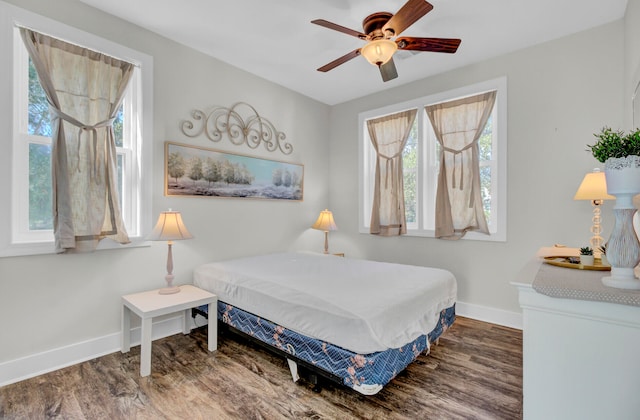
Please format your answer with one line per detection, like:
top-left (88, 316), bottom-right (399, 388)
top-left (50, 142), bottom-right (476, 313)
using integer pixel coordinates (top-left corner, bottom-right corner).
top-left (367, 109), bottom-right (417, 236)
top-left (425, 91), bottom-right (496, 240)
top-left (21, 28), bottom-right (133, 253)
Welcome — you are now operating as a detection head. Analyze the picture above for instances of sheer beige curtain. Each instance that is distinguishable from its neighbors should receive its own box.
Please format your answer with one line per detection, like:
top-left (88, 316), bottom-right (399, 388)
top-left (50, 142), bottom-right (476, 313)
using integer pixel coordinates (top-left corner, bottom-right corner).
top-left (425, 91), bottom-right (496, 240)
top-left (21, 28), bottom-right (133, 253)
top-left (367, 109), bottom-right (417, 236)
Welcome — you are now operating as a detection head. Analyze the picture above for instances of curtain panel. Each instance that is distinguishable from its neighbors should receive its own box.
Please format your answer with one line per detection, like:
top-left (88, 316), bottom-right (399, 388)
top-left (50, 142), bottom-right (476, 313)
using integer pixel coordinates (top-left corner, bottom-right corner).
top-left (425, 91), bottom-right (496, 240)
top-left (367, 109), bottom-right (417, 236)
top-left (20, 28), bottom-right (134, 253)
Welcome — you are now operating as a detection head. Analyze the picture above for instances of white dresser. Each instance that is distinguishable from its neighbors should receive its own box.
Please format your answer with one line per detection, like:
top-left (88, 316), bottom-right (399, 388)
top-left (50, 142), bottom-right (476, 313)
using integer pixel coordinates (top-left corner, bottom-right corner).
top-left (513, 260), bottom-right (640, 420)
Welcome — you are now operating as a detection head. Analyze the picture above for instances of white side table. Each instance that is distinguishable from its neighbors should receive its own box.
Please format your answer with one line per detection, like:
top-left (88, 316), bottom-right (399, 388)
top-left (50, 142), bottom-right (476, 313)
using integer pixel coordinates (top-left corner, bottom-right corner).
top-left (121, 284), bottom-right (217, 377)
top-left (513, 259), bottom-right (640, 419)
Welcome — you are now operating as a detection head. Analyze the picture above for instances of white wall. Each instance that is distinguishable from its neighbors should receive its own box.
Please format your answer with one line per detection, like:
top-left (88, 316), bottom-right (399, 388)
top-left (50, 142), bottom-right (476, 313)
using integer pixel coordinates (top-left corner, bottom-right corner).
top-left (626, 0), bottom-right (640, 129)
top-left (328, 21), bottom-right (625, 315)
top-left (0, 0), bottom-right (330, 366)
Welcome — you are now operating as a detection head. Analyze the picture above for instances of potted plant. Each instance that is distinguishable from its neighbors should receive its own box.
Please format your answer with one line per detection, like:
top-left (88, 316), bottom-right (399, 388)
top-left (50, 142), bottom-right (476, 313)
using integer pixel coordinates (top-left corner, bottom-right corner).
top-left (597, 244), bottom-right (609, 266)
top-left (587, 126), bottom-right (640, 215)
top-left (587, 127), bottom-right (640, 289)
top-left (579, 246), bottom-right (594, 266)
top-left (587, 127), bottom-right (640, 193)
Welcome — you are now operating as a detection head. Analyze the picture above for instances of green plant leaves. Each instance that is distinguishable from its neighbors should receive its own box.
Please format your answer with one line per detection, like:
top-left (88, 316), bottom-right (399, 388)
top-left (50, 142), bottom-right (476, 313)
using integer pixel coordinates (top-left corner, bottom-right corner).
top-left (580, 246), bottom-right (593, 255)
top-left (588, 127), bottom-right (640, 163)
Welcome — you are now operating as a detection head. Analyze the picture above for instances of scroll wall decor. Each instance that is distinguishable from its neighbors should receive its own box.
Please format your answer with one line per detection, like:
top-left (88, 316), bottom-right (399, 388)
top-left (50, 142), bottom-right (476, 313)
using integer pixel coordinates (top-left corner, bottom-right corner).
top-left (180, 102), bottom-right (293, 155)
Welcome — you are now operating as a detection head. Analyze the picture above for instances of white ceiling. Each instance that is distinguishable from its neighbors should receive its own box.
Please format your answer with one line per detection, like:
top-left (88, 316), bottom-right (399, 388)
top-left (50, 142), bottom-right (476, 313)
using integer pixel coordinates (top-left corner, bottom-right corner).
top-left (78, 0), bottom-right (628, 105)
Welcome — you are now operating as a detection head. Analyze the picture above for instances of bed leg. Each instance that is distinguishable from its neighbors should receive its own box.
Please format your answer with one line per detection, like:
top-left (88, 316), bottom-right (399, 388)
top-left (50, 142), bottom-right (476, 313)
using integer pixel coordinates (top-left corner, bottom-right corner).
top-left (309, 374), bottom-right (322, 393)
top-left (286, 358), bottom-right (300, 382)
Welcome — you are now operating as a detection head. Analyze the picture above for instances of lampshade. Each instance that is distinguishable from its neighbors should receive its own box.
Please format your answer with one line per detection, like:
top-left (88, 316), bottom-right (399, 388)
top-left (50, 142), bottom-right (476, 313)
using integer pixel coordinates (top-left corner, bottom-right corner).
top-left (360, 39), bottom-right (397, 66)
top-left (312, 209), bottom-right (338, 232)
top-left (573, 169), bottom-right (615, 201)
top-left (148, 210), bottom-right (193, 241)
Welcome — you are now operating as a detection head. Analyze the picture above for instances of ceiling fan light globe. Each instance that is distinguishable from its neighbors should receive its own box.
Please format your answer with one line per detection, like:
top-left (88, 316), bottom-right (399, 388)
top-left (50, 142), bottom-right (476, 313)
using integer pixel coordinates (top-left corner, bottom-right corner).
top-left (361, 39), bottom-right (397, 66)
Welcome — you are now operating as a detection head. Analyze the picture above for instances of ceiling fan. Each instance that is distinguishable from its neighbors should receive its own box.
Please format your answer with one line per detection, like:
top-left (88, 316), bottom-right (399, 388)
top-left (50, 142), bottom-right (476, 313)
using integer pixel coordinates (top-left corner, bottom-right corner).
top-left (312, 0), bottom-right (461, 82)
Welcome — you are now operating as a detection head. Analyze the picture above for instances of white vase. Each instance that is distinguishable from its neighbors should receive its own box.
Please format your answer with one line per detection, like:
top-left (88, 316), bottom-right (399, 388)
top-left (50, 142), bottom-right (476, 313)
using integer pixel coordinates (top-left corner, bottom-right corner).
top-left (580, 255), bottom-right (594, 266)
top-left (602, 157), bottom-right (640, 289)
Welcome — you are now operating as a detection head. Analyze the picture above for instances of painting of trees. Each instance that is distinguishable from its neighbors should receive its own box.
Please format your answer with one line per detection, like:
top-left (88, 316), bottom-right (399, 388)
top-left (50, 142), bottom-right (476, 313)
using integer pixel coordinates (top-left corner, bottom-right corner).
top-left (165, 142), bottom-right (303, 200)
top-left (188, 156), bottom-right (204, 185)
top-left (272, 168), bottom-right (283, 186)
top-left (168, 152), bottom-right (186, 183)
top-left (204, 157), bottom-right (221, 185)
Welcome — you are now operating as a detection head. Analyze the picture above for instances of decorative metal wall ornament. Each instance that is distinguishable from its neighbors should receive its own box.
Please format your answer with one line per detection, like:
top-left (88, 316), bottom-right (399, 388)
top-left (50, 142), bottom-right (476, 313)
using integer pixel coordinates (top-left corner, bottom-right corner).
top-left (180, 102), bottom-right (293, 155)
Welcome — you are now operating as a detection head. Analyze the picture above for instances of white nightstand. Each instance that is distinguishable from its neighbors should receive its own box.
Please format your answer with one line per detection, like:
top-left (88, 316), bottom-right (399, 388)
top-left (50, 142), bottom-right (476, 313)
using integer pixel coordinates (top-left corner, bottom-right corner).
top-left (121, 284), bottom-right (217, 377)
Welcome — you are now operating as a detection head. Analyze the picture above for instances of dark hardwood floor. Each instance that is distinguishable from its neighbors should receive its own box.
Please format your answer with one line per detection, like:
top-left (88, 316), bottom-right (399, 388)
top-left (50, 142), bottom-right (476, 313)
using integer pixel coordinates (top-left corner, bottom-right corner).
top-left (0, 317), bottom-right (522, 419)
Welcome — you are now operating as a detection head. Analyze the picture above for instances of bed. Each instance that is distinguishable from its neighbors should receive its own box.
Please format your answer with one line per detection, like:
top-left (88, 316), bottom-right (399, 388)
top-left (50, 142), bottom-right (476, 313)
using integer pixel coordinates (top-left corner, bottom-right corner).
top-left (193, 251), bottom-right (457, 395)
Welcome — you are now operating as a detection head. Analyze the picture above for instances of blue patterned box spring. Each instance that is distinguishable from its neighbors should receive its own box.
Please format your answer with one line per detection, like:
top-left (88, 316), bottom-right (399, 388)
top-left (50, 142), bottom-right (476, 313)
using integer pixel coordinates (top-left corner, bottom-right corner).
top-left (203, 301), bottom-right (455, 395)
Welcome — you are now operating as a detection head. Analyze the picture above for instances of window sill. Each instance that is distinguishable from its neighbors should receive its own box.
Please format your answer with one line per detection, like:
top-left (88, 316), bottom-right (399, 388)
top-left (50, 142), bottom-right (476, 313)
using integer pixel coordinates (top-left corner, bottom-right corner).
top-left (0, 236), bottom-right (151, 258)
top-left (358, 227), bottom-right (506, 242)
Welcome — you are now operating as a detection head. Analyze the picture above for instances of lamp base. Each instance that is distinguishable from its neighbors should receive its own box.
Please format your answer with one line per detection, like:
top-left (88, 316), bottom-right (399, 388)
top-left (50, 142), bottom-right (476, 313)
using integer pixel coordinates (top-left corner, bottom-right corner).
top-left (159, 272), bottom-right (180, 294)
top-left (323, 231), bottom-right (329, 254)
top-left (602, 200), bottom-right (640, 290)
top-left (602, 277), bottom-right (640, 290)
top-left (602, 267), bottom-right (640, 290)
top-left (159, 286), bottom-right (181, 295)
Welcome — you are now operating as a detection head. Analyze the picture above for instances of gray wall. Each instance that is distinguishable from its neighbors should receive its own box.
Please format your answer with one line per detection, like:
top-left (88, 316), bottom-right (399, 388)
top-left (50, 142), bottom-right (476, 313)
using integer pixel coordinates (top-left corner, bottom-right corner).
top-left (0, 0), bottom-right (330, 364)
top-left (329, 21), bottom-right (625, 314)
top-left (0, 0), bottom-right (636, 369)
top-left (626, 0), bottom-right (640, 129)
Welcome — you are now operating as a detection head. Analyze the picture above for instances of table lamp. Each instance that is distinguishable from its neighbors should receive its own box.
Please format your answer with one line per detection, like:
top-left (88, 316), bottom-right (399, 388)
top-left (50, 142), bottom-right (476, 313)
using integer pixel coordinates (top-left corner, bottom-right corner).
top-left (574, 168), bottom-right (614, 253)
top-left (311, 209), bottom-right (337, 254)
top-left (148, 210), bottom-right (193, 294)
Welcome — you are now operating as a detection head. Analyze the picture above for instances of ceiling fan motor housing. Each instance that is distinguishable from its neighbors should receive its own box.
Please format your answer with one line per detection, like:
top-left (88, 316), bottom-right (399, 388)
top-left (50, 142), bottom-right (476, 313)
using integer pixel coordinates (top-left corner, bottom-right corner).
top-left (363, 12), bottom-right (394, 39)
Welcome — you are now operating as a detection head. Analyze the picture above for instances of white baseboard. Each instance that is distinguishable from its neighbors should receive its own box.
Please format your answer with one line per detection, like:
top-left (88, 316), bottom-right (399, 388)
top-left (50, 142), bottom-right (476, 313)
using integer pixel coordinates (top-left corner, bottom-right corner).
top-left (456, 301), bottom-right (522, 330)
top-left (1, 303), bottom-right (519, 387)
top-left (0, 314), bottom-right (205, 387)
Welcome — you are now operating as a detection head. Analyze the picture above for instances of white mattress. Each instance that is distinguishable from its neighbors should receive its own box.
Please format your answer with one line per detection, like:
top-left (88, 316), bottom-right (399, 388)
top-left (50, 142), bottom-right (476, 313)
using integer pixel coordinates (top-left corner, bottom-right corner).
top-left (193, 251), bottom-right (457, 354)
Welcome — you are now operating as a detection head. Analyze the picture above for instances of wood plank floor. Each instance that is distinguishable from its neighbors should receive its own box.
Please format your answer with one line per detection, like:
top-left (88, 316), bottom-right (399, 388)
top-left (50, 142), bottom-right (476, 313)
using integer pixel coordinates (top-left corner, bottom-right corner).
top-left (0, 317), bottom-right (522, 419)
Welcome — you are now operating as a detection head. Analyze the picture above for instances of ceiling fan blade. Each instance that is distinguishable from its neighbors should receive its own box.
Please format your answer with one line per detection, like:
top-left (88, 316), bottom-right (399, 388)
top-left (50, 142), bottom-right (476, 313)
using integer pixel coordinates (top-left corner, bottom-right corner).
top-left (317, 49), bottom-right (361, 72)
top-left (397, 37), bottom-right (461, 53)
top-left (311, 19), bottom-right (367, 40)
top-left (379, 58), bottom-right (398, 82)
top-left (382, 0), bottom-right (434, 36)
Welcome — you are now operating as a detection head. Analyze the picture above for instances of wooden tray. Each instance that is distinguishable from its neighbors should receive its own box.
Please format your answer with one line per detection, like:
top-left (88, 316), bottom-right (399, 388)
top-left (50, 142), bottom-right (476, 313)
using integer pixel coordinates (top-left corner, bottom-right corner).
top-left (543, 257), bottom-right (611, 271)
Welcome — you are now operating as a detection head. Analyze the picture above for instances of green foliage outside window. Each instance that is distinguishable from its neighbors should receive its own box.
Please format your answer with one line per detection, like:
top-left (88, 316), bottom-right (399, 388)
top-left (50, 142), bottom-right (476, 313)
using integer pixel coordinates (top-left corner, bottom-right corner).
top-left (478, 116), bottom-right (493, 221)
top-left (28, 58), bottom-right (52, 230)
top-left (28, 58), bottom-right (50, 137)
top-left (29, 144), bottom-right (52, 230)
top-left (402, 122), bottom-right (418, 224)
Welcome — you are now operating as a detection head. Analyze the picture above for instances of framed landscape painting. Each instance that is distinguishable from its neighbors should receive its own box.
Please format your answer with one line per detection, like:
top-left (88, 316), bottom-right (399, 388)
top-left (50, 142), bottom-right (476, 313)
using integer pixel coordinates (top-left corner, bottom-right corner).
top-left (165, 142), bottom-right (303, 201)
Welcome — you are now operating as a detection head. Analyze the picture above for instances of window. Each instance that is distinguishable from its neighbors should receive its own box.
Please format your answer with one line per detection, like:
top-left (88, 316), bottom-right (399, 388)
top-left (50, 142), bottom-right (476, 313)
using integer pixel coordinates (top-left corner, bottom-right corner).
top-left (0, 2), bottom-right (153, 256)
top-left (359, 78), bottom-right (507, 241)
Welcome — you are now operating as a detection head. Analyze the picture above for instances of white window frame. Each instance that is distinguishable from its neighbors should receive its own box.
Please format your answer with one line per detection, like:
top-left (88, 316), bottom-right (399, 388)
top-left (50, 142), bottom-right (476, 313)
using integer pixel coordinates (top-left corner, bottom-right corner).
top-left (0, 1), bottom-right (153, 256)
top-left (358, 77), bottom-right (507, 242)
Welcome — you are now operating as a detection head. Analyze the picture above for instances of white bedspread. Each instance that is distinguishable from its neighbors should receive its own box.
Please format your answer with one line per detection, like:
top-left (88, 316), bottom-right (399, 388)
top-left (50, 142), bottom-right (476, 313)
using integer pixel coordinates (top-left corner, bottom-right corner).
top-left (193, 252), bottom-right (457, 354)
